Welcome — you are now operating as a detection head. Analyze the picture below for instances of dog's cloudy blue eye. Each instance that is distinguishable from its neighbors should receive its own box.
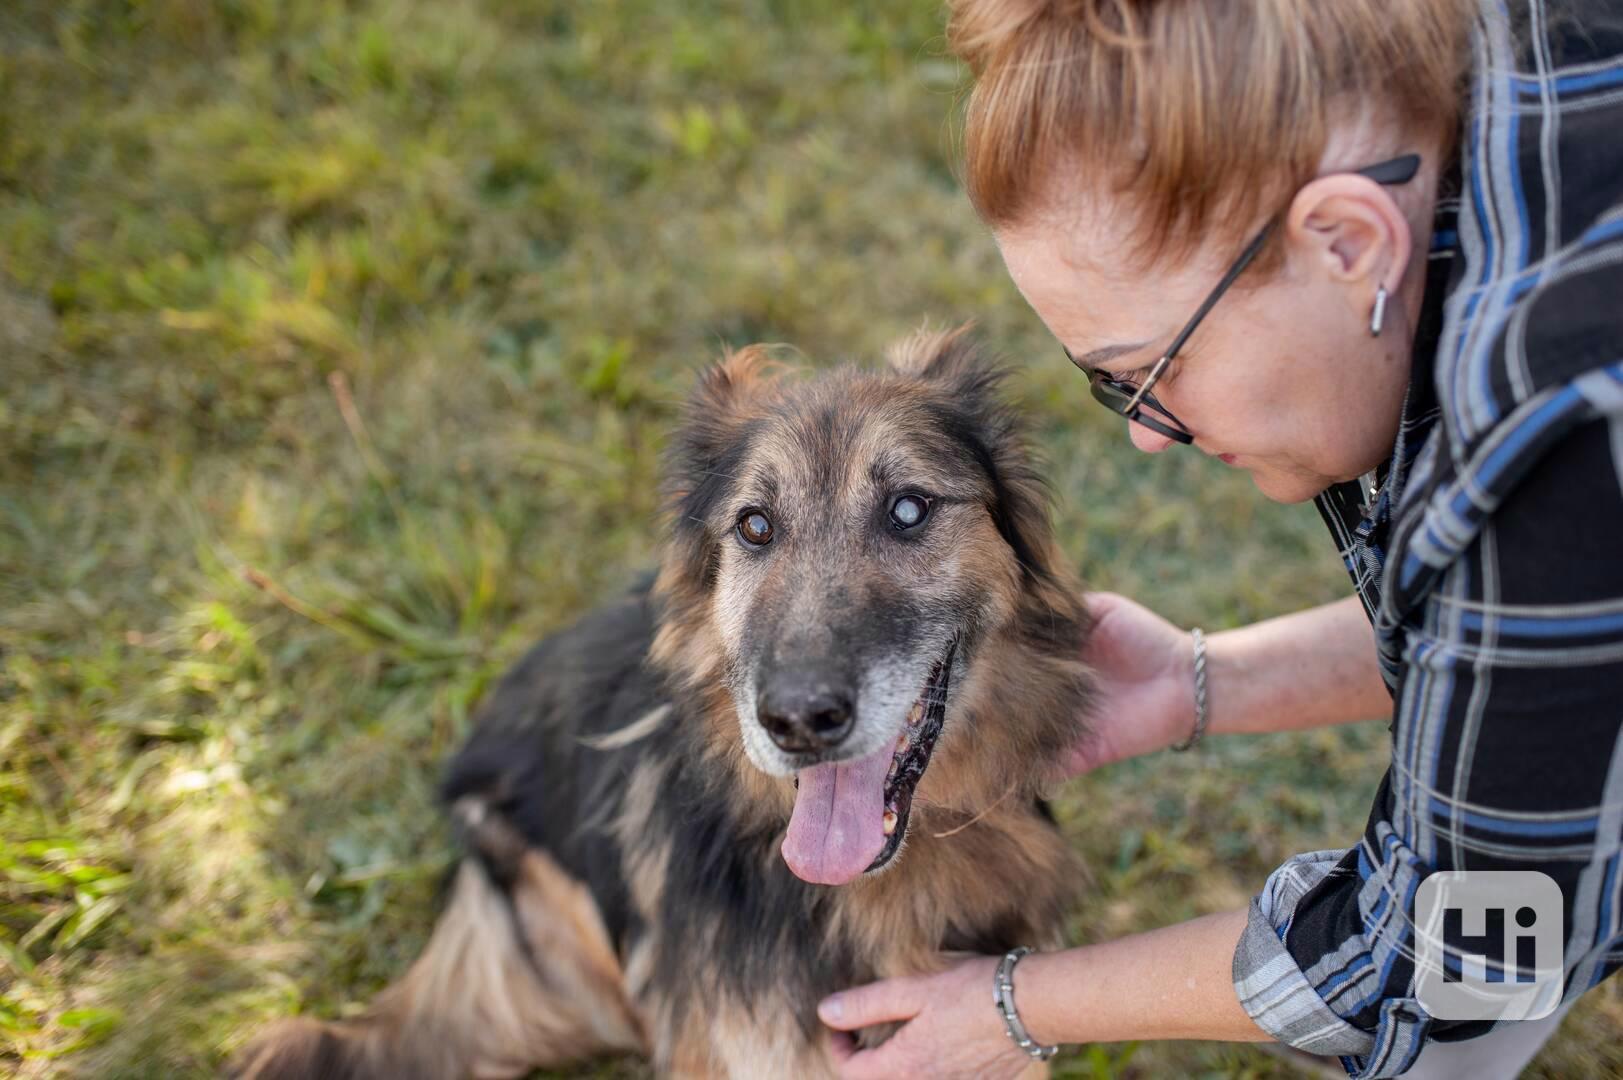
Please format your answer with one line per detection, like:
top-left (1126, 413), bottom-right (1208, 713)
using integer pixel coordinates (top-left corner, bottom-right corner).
top-left (889, 495), bottom-right (929, 530)
top-left (737, 510), bottom-right (774, 546)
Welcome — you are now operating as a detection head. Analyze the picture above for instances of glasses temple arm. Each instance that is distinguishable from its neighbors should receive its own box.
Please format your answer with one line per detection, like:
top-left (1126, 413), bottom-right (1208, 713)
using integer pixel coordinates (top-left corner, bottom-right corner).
top-left (1122, 219), bottom-right (1276, 414)
top-left (1121, 353), bottom-right (1174, 414)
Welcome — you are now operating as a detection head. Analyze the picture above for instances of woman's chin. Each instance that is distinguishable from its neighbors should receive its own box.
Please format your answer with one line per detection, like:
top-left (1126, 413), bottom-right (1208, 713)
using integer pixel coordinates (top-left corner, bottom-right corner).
top-left (1247, 465), bottom-right (1329, 505)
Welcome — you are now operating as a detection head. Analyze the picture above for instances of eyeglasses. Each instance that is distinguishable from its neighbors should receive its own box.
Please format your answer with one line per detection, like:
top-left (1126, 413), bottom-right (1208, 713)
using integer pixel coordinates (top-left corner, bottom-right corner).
top-left (1064, 153), bottom-right (1422, 446)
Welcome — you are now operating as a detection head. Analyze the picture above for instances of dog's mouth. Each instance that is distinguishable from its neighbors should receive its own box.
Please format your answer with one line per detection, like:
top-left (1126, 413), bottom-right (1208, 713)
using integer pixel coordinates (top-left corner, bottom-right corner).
top-left (780, 639), bottom-right (957, 886)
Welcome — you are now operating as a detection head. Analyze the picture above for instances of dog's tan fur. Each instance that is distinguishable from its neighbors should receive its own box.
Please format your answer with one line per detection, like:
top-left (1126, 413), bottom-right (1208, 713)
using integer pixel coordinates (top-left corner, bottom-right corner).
top-left (237, 848), bottom-right (644, 1079)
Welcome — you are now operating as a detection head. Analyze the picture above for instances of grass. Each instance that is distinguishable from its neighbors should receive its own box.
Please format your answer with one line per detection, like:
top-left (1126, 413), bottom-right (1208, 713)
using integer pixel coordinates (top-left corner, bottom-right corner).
top-left (1, 1), bottom-right (1618, 1076)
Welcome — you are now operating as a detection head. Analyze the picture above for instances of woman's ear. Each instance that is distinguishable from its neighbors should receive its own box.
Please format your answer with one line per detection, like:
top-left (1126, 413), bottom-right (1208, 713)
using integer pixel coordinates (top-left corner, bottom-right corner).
top-left (1286, 174), bottom-right (1414, 295)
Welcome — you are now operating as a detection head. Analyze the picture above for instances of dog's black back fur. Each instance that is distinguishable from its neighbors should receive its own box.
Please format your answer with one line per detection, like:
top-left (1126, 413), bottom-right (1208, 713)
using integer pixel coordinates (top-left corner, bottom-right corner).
top-left (443, 585), bottom-right (658, 950)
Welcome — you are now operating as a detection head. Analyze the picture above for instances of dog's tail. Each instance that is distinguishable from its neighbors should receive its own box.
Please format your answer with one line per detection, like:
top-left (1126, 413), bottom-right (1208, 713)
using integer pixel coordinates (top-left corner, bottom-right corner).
top-left (233, 804), bottom-right (645, 1080)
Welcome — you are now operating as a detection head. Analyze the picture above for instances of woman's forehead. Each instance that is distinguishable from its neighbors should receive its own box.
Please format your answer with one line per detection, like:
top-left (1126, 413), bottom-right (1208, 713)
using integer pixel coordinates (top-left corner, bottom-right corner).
top-left (995, 220), bottom-right (1202, 356)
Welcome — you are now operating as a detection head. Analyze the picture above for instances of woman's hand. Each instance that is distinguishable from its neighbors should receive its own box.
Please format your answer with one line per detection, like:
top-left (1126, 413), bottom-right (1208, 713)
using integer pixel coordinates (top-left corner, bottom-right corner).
top-left (819, 956), bottom-right (1035, 1080)
top-left (1062, 591), bottom-right (1197, 778)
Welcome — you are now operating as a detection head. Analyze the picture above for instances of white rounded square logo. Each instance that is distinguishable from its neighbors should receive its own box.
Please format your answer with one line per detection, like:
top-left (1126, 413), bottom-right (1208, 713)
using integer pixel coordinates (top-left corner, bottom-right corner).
top-left (1415, 870), bottom-right (1564, 1021)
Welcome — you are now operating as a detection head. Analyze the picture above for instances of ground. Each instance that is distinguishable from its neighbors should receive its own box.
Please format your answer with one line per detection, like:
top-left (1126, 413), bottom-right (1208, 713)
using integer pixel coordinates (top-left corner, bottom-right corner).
top-left (1, 2), bottom-right (1618, 1077)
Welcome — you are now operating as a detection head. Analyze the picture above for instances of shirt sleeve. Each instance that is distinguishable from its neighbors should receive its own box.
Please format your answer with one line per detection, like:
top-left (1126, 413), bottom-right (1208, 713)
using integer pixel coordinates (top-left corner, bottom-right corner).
top-left (1232, 415), bottom-right (1623, 1078)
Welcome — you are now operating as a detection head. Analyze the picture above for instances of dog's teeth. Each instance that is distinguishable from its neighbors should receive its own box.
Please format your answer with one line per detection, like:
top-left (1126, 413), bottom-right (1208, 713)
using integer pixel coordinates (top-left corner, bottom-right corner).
top-left (896, 734), bottom-right (909, 753)
top-left (887, 757), bottom-right (899, 779)
top-left (906, 702), bottom-right (924, 726)
top-left (882, 810), bottom-right (898, 835)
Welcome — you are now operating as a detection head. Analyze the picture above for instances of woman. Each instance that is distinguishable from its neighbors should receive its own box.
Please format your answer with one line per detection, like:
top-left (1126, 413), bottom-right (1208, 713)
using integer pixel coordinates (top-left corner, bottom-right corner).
top-left (818, 2), bottom-right (1623, 1078)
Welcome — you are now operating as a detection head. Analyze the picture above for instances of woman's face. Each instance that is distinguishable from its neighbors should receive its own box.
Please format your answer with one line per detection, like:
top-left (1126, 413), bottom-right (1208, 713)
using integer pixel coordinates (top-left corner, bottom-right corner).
top-left (996, 186), bottom-right (1422, 504)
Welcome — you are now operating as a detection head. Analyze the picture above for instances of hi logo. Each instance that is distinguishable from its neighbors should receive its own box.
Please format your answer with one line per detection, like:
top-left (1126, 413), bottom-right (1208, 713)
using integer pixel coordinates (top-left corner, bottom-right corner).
top-left (1415, 871), bottom-right (1564, 1021)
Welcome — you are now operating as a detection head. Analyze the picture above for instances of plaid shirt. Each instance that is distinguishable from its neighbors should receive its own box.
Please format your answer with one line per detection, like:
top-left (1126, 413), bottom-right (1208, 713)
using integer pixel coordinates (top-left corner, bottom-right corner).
top-left (1232, 3), bottom-right (1623, 1077)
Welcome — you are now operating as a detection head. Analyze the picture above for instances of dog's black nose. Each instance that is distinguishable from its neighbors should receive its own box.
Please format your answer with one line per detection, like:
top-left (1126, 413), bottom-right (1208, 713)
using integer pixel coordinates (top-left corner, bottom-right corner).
top-left (757, 674), bottom-right (855, 754)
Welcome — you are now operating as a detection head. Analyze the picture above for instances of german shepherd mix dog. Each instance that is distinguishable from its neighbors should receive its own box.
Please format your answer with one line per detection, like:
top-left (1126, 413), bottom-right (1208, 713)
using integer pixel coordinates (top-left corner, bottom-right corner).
top-left (238, 328), bottom-right (1095, 1079)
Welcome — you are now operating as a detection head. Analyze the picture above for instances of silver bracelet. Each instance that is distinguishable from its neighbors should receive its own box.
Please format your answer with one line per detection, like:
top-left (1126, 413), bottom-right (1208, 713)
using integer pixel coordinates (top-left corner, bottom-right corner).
top-left (1170, 627), bottom-right (1208, 751)
top-left (992, 947), bottom-right (1059, 1061)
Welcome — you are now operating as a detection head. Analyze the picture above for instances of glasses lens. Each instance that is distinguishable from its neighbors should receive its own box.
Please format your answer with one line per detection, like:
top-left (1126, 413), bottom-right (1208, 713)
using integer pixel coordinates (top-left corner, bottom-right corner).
top-left (1087, 371), bottom-right (1193, 444)
top-left (1089, 375), bottom-right (1134, 415)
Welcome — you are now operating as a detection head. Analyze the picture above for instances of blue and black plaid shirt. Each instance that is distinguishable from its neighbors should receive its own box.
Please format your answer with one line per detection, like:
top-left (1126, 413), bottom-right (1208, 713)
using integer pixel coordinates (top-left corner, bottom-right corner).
top-left (1232, 3), bottom-right (1623, 1076)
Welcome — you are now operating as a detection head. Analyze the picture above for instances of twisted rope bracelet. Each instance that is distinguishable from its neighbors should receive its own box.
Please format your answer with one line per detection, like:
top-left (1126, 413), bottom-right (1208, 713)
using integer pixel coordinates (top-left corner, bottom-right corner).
top-left (1170, 627), bottom-right (1209, 752)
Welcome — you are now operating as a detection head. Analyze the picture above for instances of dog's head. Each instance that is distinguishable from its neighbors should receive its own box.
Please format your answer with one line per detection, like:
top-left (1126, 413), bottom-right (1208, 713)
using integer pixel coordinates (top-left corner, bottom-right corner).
top-left (652, 327), bottom-right (1092, 886)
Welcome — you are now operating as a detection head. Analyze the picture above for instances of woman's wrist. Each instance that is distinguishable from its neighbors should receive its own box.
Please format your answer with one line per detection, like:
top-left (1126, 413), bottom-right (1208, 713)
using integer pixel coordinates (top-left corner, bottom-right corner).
top-left (1168, 627), bottom-right (1209, 751)
top-left (1199, 596), bottom-right (1389, 739)
top-left (991, 948), bottom-right (1060, 1059)
top-left (1001, 949), bottom-right (1071, 1048)
top-left (993, 911), bottom-right (1268, 1048)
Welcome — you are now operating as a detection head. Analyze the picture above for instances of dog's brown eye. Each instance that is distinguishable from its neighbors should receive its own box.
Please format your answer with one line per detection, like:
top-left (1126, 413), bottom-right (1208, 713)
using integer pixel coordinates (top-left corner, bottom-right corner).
top-left (737, 510), bottom-right (774, 546)
top-left (889, 495), bottom-right (930, 530)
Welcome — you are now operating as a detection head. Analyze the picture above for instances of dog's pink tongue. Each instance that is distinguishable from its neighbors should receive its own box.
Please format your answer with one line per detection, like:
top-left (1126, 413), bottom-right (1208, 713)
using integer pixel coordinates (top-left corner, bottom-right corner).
top-left (781, 745), bottom-right (891, 885)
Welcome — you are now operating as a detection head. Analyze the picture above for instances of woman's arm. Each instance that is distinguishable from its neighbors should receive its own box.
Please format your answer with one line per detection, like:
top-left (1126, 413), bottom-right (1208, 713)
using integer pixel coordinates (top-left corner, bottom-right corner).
top-left (1066, 592), bottom-right (1389, 775)
top-left (1204, 594), bottom-right (1391, 735)
top-left (1018, 910), bottom-right (1266, 1045)
top-left (820, 910), bottom-right (1265, 1079)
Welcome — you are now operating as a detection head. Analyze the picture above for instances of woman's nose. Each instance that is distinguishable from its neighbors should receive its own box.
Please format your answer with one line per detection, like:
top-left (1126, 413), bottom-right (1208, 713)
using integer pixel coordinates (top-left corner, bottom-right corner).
top-left (1128, 419), bottom-right (1176, 454)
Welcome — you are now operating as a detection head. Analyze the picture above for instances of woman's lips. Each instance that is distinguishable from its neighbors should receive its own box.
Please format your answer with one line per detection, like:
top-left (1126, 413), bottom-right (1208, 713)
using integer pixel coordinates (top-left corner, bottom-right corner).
top-left (1218, 453), bottom-right (1239, 466)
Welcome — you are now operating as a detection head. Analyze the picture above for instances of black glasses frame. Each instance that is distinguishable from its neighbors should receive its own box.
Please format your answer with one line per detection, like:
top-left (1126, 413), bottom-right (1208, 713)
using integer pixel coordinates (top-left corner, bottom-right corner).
top-left (1065, 153), bottom-right (1422, 446)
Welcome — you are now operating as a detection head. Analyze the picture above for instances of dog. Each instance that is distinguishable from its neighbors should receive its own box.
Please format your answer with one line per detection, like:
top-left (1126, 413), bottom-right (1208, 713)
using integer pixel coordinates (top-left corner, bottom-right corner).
top-left (236, 327), bottom-right (1095, 1078)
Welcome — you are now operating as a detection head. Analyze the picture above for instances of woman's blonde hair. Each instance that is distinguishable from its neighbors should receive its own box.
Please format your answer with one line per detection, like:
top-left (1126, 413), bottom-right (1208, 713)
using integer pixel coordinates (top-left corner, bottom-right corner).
top-left (948, 0), bottom-right (1474, 265)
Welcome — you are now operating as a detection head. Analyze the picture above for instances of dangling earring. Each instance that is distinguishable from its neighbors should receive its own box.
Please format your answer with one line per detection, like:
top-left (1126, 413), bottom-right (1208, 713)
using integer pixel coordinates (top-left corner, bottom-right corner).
top-left (1370, 286), bottom-right (1388, 337)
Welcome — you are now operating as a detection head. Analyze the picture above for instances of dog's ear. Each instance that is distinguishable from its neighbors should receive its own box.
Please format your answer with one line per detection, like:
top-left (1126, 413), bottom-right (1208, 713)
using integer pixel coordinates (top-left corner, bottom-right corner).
top-left (884, 323), bottom-right (982, 383)
top-left (688, 344), bottom-right (777, 417)
top-left (893, 326), bottom-right (1065, 589)
top-left (661, 346), bottom-right (783, 590)
top-left (666, 345), bottom-right (779, 495)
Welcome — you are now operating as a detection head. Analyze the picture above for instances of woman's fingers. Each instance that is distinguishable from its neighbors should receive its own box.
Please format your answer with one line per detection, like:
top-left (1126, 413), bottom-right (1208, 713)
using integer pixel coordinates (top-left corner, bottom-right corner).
top-left (827, 1029), bottom-right (859, 1064)
top-left (818, 977), bottom-right (922, 1031)
top-left (836, 1042), bottom-right (907, 1080)
top-left (1081, 589), bottom-right (1130, 613)
top-left (824, 1011), bottom-right (910, 1080)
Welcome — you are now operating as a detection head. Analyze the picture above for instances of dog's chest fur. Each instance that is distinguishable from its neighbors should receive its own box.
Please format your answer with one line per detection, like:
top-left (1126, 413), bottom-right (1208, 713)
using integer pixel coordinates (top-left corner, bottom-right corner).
top-left (443, 583), bottom-right (1078, 1073)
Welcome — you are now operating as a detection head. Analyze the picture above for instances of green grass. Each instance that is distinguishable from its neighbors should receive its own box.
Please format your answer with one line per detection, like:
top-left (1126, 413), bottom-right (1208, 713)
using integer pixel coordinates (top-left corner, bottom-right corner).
top-left (1, 1), bottom-right (1617, 1076)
